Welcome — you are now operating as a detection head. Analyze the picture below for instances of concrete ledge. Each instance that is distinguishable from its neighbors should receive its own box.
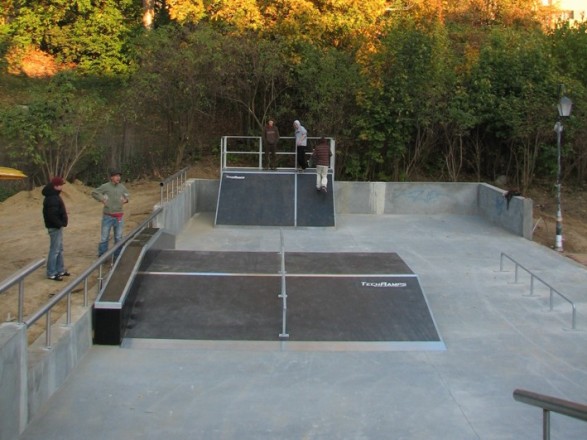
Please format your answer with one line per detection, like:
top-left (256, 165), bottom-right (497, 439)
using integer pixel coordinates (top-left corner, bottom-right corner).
top-left (478, 183), bottom-right (533, 239)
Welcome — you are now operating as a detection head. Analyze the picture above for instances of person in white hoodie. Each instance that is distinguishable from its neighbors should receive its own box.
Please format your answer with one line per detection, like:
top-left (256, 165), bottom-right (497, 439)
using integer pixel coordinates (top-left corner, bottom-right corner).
top-left (293, 120), bottom-right (308, 171)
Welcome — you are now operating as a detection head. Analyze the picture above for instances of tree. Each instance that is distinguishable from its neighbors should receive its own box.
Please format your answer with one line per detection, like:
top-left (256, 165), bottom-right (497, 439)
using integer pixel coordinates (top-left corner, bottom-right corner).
top-left (5, 0), bottom-right (143, 76)
top-left (0, 73), bottom-right (110, 183)
top-left (126, 24), bottom-right (224, 170)
top-left (469, 27), bottom-right (560, 190)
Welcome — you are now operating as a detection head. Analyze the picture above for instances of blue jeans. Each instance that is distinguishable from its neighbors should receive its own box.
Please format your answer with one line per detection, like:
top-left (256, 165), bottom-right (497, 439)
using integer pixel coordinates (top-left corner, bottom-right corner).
top-left (98, 215), bottom-right (123, 258)
top-left (47, 228), bottom-right (64, 277)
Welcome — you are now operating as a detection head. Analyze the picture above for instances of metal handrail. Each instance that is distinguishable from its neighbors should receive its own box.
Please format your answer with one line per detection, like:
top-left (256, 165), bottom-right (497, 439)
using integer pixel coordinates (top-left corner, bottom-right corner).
top-left (160, 167), bottom-right (189, 205)
top-left (499, 252), bottom-right (577, 329)
top-left (24, 207), bottom-right (163, 347)
top-left (513, 388), bottom-right (587, 440)
top-left (220, 135), bottom-right (336, 173)
top-left (0, 258), bottom-right (45, 323)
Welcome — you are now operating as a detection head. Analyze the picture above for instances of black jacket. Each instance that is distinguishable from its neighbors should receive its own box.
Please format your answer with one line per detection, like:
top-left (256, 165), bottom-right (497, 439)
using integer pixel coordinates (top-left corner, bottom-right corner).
top-left (42, 184), bottom-right (68, 229)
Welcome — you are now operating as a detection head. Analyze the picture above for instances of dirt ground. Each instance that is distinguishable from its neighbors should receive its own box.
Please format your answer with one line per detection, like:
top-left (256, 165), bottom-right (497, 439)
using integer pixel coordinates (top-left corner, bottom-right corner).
top-left (0, 159), bottom-right (219, 342)
top-left (1, 159), bottom-right (586, 342)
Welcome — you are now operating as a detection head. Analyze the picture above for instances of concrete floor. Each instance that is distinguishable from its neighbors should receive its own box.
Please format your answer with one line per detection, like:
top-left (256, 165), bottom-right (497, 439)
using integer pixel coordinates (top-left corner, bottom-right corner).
top-left (20, 212), bottom-right (587, 439)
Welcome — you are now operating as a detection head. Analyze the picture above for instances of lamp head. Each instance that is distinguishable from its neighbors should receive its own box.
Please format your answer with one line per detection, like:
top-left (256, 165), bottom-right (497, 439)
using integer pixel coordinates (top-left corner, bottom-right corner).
top-left (558, 96), bottom-right (573, 118)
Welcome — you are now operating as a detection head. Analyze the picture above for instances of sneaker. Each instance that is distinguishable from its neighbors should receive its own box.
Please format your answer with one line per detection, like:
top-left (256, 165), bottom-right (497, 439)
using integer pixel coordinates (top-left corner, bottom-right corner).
top-left (321, 186), bottom-right (327, 193)
top-left (316, 187), bottom-right (321, 192)
top-left (59, 271), bottom-right (71, 277)
top-left (48, 274), bottom-right (63, 281)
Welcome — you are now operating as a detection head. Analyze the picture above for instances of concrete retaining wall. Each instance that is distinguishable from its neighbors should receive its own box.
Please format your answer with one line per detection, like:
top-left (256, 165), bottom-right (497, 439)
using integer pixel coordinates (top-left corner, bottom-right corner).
top-left (335, 182), bottom-right (480, 215)
top-left (0, 324), bottom-right (27, 440)
top-left (0, 305), bottom-right (92, 440)
top-left (154, 178), bottom-right (219, 236)
top-left (478, 183), bottom-right (533, 239)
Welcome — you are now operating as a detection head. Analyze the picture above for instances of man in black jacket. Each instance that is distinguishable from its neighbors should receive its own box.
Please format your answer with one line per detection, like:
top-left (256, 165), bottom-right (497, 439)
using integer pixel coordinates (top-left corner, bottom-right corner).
top-left (42, 177), bottom-right (70, 281)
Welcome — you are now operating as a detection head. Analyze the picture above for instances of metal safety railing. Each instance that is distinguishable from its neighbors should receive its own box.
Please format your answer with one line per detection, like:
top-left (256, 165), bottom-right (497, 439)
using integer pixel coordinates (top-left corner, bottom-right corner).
top-left (0, 206), bottom-right (162, 348)
top-left (23, 207), bottom-right (162, 348)
top-left (220, 136), bottom-right (336, 174)
top-left (160, 167), bottom-right (189, 205)
top-left (513, 388), bottom-right (587, 440)
top-left (0, 258), bottom-right (45, 323)
top-left (499, 252), bottom-right (577, 330)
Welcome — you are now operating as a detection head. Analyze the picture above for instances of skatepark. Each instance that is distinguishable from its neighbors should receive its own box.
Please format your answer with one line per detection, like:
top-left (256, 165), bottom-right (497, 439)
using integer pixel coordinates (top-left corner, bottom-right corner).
top-left (2, 137), bottom-right (587, 439)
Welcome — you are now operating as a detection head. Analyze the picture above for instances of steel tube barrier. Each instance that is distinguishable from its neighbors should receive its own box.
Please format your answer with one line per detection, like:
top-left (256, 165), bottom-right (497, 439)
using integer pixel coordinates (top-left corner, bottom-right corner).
top-left (513, 388), bottom-right (587, 440)
top-left (24, 207), bottom-right (163, 348)
top-left (220, 136), bottom-right (336, 173)
top-left (0, 258), bottom-right (45, 323)
top-left (160, 167), bottom-right (189, 205)
top-left (499, 252), bottom-right (577, 330)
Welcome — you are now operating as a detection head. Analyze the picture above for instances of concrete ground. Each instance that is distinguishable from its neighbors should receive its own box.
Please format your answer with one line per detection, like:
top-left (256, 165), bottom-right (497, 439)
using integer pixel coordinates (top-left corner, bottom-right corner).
top-left (20, 212), bottom-right (587, 439)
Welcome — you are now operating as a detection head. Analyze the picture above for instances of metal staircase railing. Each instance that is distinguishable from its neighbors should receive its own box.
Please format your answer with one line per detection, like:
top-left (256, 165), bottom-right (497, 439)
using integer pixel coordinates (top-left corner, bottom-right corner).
top-left (513, 388), bottom-right (587, 439)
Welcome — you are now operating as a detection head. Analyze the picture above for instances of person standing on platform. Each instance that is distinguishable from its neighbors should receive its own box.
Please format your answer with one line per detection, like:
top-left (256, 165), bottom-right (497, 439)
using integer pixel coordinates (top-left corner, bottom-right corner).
top-left (91, 169), bottom-right (129, 260)
top-left (263, 118), bottom-right (280, 170)
top-left (311, 137), bottom-right (332, 193)
top-left (293, 120), bottom-right (307, 172)
top-left (42, 176), bottom-right (70, 281)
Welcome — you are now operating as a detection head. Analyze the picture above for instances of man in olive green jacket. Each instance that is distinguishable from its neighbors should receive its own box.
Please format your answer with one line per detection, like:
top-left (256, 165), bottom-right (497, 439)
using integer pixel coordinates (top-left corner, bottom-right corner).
top-left (91, 169), bottom-right (129, 258)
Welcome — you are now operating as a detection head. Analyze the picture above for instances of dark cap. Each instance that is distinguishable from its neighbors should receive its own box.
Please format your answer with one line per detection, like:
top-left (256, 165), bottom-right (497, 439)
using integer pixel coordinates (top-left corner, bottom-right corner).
top-left (51, 176), bottom-right (65, 186)
top-left (109, 168), bottom-right (122, 176)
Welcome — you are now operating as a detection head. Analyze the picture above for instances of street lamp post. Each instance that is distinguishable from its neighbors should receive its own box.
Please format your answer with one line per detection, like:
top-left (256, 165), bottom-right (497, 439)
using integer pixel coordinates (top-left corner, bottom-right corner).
top-left (554, 95), bottom-right (573, 252)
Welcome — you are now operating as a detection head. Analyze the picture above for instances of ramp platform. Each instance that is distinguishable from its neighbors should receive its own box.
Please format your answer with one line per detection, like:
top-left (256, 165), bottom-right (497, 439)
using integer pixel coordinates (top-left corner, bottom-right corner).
top-left (123, 250), bottom-right (444, 351)
top-left (215, 170), bottom-right (335, 227)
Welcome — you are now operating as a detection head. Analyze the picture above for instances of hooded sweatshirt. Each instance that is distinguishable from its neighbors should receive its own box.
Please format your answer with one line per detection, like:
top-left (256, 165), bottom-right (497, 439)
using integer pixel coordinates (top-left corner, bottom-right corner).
top-left (294, 120), bottom-right (307, 147)
top-left (42, 184), bottom-right (68, 229)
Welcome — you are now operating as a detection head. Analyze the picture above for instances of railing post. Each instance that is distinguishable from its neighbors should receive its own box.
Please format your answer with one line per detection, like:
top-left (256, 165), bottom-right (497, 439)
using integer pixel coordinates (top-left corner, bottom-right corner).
top-left (66, 292), bottom-right (72, 325)
top-left (278, 230), bottom-right (289, 339)
top-left (45, 309), bottom-right (52, 348)
top-left (83, 277), bottom-right (89, 307)
top-left (18, 279), bottom-right (25, 323)
top-left (543, 408), bottom-right (550, 440)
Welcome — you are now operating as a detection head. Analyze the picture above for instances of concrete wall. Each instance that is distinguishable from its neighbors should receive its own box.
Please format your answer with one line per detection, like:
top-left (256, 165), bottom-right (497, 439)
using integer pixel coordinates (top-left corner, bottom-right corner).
top-left (478, 183), bottom-right (533, 239)
top-left (27, 307), bottom-right (92, 419)
top-left (154, 178), bottom-right (219, 235)
top-left (189, 179), bottom-right (531, 239)
top-left (0, 324), bottom-right (27, 440)
top-left (0, 305), bottom-right (92, 440)
top-left (335, 182), bottom-right (479, 215)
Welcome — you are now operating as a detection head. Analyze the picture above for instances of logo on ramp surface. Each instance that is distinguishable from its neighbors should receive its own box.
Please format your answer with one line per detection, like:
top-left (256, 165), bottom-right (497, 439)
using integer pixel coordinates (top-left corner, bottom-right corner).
top-left (361, 281), bottom-right (407, 288)
top-left (226, 175), bottom-right (246, 180)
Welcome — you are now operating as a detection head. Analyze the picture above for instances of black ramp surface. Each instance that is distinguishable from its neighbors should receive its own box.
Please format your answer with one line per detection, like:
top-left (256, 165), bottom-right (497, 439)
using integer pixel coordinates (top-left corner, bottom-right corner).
top-left (124, 251), bottom-right (442, 347)
top-left (296, 173), bottom-right (335, 227)
top-left (140, 250), bottom-right (281, 274)
top-left (286, 276), bottom-right (440, 342)
top-left (216, 172), bottom-right (295, 226)
top-left (285, 252), bottom-right (413, 274)
top-left (125, 274), bottom-right (282, 340)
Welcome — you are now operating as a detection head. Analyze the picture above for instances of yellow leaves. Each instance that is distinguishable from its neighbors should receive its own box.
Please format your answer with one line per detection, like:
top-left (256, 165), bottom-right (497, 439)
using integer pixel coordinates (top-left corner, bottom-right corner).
top-left (166, 0), bottom-right (206, 24)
